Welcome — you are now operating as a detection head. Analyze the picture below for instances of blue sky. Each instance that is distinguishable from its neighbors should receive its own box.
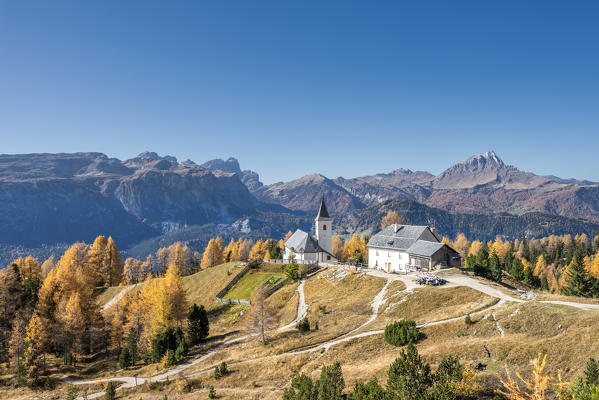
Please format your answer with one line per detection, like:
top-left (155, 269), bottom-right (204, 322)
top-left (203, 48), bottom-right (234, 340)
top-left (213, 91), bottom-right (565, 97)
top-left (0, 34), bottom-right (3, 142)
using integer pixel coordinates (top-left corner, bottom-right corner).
top-left (0, 1), bottom-right (598, 184)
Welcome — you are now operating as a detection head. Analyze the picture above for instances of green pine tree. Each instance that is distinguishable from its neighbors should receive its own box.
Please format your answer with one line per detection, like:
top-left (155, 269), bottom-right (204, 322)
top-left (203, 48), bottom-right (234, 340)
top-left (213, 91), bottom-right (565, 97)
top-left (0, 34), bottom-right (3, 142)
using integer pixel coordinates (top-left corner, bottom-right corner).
top-left (562, 251), bottom-right (593, 297)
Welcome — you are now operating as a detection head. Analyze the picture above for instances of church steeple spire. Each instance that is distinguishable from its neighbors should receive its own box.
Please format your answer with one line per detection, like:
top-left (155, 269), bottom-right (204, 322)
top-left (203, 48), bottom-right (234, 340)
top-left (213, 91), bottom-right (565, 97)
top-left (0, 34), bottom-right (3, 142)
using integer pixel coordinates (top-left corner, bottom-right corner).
top-left (316, 197), bottom-right (330, 219)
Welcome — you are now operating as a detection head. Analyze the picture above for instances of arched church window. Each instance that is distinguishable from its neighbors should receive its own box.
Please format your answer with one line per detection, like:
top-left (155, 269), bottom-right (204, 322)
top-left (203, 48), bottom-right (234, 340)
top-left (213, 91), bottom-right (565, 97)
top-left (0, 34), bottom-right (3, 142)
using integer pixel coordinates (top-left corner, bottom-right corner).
top-left (323, 224), bottom-right (327, 230)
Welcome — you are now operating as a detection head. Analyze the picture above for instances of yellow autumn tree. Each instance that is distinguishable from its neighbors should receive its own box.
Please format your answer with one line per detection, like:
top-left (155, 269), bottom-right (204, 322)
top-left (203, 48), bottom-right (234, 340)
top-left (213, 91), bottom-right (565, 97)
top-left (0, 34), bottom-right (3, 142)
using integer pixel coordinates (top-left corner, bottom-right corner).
top-left (85, 235), bottom-right (108, 286)
top-left (534, 255), bottom-right (548, 277)
top-left (453, 233), bottom-right (470, 258)
top-left (145, 275), bottom-right (172, 335)
top-left (223, 238), bottom-right (236, 262)
top-left (492, 236), bottom-right (509, 264)
top-left (249, 239), bottom-right (268, 261)
top-left (589, 250), bottom-right (599, 278)
top-left (201, 239), bottom-right (222, 269)
top-left (106, 237), bottom-right (123, 286)
top-left (59, 293), bottom-right (86, 361)
top-left (123, 258), bottom-right (143, 284)
top-left (468, 241), bottom-right (484, 256)
top-left (381, 210), bottom-right (403, 230)
top-left (332, 235), bottom-right (345, 261)
top-left (24, 314), bottom-right (47, 379)
top-left (40, 256), bottom-right (56, 278)
top-left (155, 247), bottom-right (170, 274)
top-left (344, 234), bottom-right (368, 263)
top-left (163, 263), bottom-right (188, 329)
top-left (497, 353), bottom-right (567, 400)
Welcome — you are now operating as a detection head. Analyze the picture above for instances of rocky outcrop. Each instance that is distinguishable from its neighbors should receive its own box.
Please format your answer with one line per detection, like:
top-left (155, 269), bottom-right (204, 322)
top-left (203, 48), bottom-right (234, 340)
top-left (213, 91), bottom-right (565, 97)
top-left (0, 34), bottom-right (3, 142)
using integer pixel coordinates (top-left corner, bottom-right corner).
top-left (0, 152), bottom-right (261, 247)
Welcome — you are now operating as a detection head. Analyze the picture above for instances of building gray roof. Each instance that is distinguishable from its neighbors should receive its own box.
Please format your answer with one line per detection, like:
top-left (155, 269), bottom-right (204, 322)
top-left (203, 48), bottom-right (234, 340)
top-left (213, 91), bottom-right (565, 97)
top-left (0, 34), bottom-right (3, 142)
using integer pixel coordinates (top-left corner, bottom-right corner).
top-left (367, 224), bottom-right (452, 258)
top-left (285, 229), bottom-right (322, 253)
top-left (406, 241), bottom-right (446, 257)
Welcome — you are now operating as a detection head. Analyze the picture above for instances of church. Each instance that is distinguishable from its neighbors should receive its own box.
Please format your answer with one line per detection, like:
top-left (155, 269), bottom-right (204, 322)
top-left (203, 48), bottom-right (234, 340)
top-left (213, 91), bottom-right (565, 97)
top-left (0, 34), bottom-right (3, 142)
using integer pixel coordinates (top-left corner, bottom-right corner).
top-left (284, 198), bottom-right (337, 263)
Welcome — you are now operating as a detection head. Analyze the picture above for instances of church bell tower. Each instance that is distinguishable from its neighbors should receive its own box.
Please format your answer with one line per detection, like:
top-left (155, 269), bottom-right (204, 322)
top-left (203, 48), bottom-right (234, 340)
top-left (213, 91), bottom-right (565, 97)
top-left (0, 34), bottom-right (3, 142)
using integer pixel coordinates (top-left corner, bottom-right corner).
top-left (315, 197), bottom-right (333, 255)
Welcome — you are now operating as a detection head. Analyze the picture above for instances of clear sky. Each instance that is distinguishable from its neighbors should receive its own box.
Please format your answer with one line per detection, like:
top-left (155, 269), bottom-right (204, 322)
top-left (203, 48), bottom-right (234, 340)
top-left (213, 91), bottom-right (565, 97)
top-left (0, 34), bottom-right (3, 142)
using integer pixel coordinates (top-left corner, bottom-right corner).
top-left (0, 1), bottom-right (598, 184)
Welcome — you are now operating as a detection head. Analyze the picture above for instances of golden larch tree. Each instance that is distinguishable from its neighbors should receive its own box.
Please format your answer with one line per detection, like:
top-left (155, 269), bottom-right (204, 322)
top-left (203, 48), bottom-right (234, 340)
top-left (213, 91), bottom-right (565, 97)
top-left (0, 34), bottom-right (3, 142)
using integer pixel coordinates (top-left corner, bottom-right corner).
top-left (249, 239), bottom-right (268, 261)
top-left (453, 233), bottom-right (471, 258)
top-left (332, 235), bottom-right (344, 261)
top-left (164, 263), bottom-right (188, 329)
top-left (201, 239), bottom-right (222, 269)
top-left (85, 235), bottom-right (108, 287)
top-left (106, 237), bottom-right (123, 286)
top-left (381, 210), bottom-right (403, 230)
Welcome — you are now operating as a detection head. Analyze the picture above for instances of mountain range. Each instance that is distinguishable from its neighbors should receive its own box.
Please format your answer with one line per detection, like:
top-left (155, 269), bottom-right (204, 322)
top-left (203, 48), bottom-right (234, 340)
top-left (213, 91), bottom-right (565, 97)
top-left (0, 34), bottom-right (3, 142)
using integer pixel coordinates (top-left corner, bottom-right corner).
top-left (0, 150), bottom-right (598, 264)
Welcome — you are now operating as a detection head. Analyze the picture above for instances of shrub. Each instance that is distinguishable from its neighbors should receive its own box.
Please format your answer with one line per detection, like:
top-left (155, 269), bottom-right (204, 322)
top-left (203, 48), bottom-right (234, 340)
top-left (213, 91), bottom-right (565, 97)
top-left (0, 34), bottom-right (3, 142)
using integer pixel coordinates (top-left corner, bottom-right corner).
top-left (296, 317), bottom-right (310, 332)
top-left (285, 263), bottom-right (300, 280)
top-left (384, 320), bottom-right (419, 346)
top-left (105, 382), bottom-right (116, 400)
top-left (214, 362), bottom-right (228, 379)
top-left (174, 338), bottom-right (188, 363)
top-left (208, 385), bottom-right (216, 398)
top-left (66, 385), bottom-right (78, 400)
top-left (465, 314), bottom-right (473, 325)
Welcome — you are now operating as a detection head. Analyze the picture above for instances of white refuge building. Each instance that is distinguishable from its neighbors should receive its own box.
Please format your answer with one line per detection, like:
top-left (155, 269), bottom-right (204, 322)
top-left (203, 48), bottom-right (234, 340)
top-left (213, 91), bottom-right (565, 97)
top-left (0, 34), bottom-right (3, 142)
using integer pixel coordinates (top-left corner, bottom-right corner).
top-left (284, 198), bottom-right (337, 263)
top-left (367, 224), bottom-right (460, 272)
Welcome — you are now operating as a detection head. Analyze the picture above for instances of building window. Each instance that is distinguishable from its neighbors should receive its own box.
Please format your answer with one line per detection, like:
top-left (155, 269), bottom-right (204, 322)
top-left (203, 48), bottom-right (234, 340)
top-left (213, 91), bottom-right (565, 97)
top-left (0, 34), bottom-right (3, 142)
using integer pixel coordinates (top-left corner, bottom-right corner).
top-left (327, 255), bottom-right (331, 260)
top-left (388, 252), bottom-right (391, 257)
top-left (323, 224), bottom-right (327, 230)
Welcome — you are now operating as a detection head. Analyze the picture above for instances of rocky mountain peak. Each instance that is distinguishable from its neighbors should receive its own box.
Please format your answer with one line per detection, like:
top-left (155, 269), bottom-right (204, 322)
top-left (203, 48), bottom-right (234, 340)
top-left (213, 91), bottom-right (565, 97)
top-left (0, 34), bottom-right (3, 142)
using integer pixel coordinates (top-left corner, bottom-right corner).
top-left (433, 151), bottom-right (508, 189)
top-left (200, 157), bottom-right (242, 175)
top-left (460, 150), bottom-right (504, 170)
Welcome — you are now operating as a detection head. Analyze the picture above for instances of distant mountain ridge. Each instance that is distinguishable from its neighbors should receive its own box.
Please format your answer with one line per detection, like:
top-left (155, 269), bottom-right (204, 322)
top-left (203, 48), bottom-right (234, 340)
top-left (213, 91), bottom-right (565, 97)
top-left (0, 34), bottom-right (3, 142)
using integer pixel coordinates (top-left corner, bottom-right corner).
top-left (1, 150), bottom-right (598, 266)
top-left (223, 150), bottom-right (599, 223)
top-left (0, 152), bottom-right (263, 248)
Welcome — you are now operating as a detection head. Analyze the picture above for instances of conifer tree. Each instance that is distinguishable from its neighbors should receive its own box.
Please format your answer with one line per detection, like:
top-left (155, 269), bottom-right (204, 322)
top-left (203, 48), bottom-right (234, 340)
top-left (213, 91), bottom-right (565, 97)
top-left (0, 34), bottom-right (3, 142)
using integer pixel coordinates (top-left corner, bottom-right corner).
top-left (24, 314), bottom-right (46, 379)
top-left (106, 237), bottom-right (123, 286)
top-left (85, 236), bottom-right (108, 287)
top-left (563, 250), bottom-right (593, 297)
top-left (489, 252), bottom-right (502, 282)
top-left (387, 342), bottom-right (433, 399)
top-left (187, 304), bottom-right (209, 344)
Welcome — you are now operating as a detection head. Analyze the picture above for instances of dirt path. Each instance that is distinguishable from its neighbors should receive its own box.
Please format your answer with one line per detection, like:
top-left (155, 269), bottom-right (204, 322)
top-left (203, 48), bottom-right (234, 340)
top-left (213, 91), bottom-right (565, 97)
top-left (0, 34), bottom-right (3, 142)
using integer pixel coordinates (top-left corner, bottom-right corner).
top-left (101, 284), bottom-right (135, 311)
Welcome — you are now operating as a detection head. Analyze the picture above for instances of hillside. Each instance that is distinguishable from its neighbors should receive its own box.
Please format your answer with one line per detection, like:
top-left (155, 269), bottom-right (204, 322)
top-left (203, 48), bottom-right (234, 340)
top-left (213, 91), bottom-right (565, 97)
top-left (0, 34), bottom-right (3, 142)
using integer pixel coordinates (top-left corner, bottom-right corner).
top-left (23, 264), bottom-right (599, 400)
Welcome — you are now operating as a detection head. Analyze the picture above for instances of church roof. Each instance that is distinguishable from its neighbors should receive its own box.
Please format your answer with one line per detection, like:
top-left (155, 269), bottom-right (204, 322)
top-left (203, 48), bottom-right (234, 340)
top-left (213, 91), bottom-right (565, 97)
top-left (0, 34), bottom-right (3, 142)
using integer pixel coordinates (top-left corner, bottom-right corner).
top-left (285, 229), bottom-right (323, 253)
top-left (316, 198), bottom-right (331, 219)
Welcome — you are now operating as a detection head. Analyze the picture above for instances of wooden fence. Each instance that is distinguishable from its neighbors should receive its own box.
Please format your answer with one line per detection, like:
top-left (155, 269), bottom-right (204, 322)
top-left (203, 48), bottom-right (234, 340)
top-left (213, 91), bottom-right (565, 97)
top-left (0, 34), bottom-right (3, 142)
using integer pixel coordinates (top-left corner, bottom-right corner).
top-left (215, 264), bottom-right (252, 305)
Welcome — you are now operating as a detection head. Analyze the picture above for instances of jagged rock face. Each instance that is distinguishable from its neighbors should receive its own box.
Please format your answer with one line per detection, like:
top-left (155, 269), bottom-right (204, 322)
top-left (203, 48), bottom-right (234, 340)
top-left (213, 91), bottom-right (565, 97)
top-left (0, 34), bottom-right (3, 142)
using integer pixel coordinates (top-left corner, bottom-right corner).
top-left (0, 152), bottom-right (260, 246)
top-left (200, 157), bottom-right (242, 174)
top-left (200, 157), bottom-right (264, 191)
top-left (114, 168), bottom-right (258, 228)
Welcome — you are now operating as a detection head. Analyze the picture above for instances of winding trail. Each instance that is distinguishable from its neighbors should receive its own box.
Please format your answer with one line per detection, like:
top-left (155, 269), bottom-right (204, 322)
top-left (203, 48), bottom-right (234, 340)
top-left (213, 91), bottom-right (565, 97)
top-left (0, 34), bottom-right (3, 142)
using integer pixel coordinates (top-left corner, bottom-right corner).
top-left (101, 284), bottom-right (135, 311)
top-left (71, 266), bottom-right (599, 399)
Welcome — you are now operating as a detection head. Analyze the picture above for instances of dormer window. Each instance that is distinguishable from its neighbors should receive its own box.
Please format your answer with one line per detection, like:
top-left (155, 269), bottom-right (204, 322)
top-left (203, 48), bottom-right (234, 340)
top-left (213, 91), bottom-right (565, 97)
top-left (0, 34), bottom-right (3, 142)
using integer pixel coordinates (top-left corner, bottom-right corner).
top-left (323, 224), bottom-right (327, 230)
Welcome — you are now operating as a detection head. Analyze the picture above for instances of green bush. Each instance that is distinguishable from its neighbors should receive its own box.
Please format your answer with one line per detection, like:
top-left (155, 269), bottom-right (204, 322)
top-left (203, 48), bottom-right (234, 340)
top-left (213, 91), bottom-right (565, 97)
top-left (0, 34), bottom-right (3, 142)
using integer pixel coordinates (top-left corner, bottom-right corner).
top-left (384, 320), bottom-right (419, 347)
top-left (208, 385), bottom-right (216, 398)
top-left (464, 314), bottom-right (473, 325)
top-left (105, 381), bottom-right (116, 400)
top-left (296, 317), bottom-right (310, 332)
top-left (214, 362), bottom-right (228, 379)
top-left (285, 263), bottom-right (300, 280)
